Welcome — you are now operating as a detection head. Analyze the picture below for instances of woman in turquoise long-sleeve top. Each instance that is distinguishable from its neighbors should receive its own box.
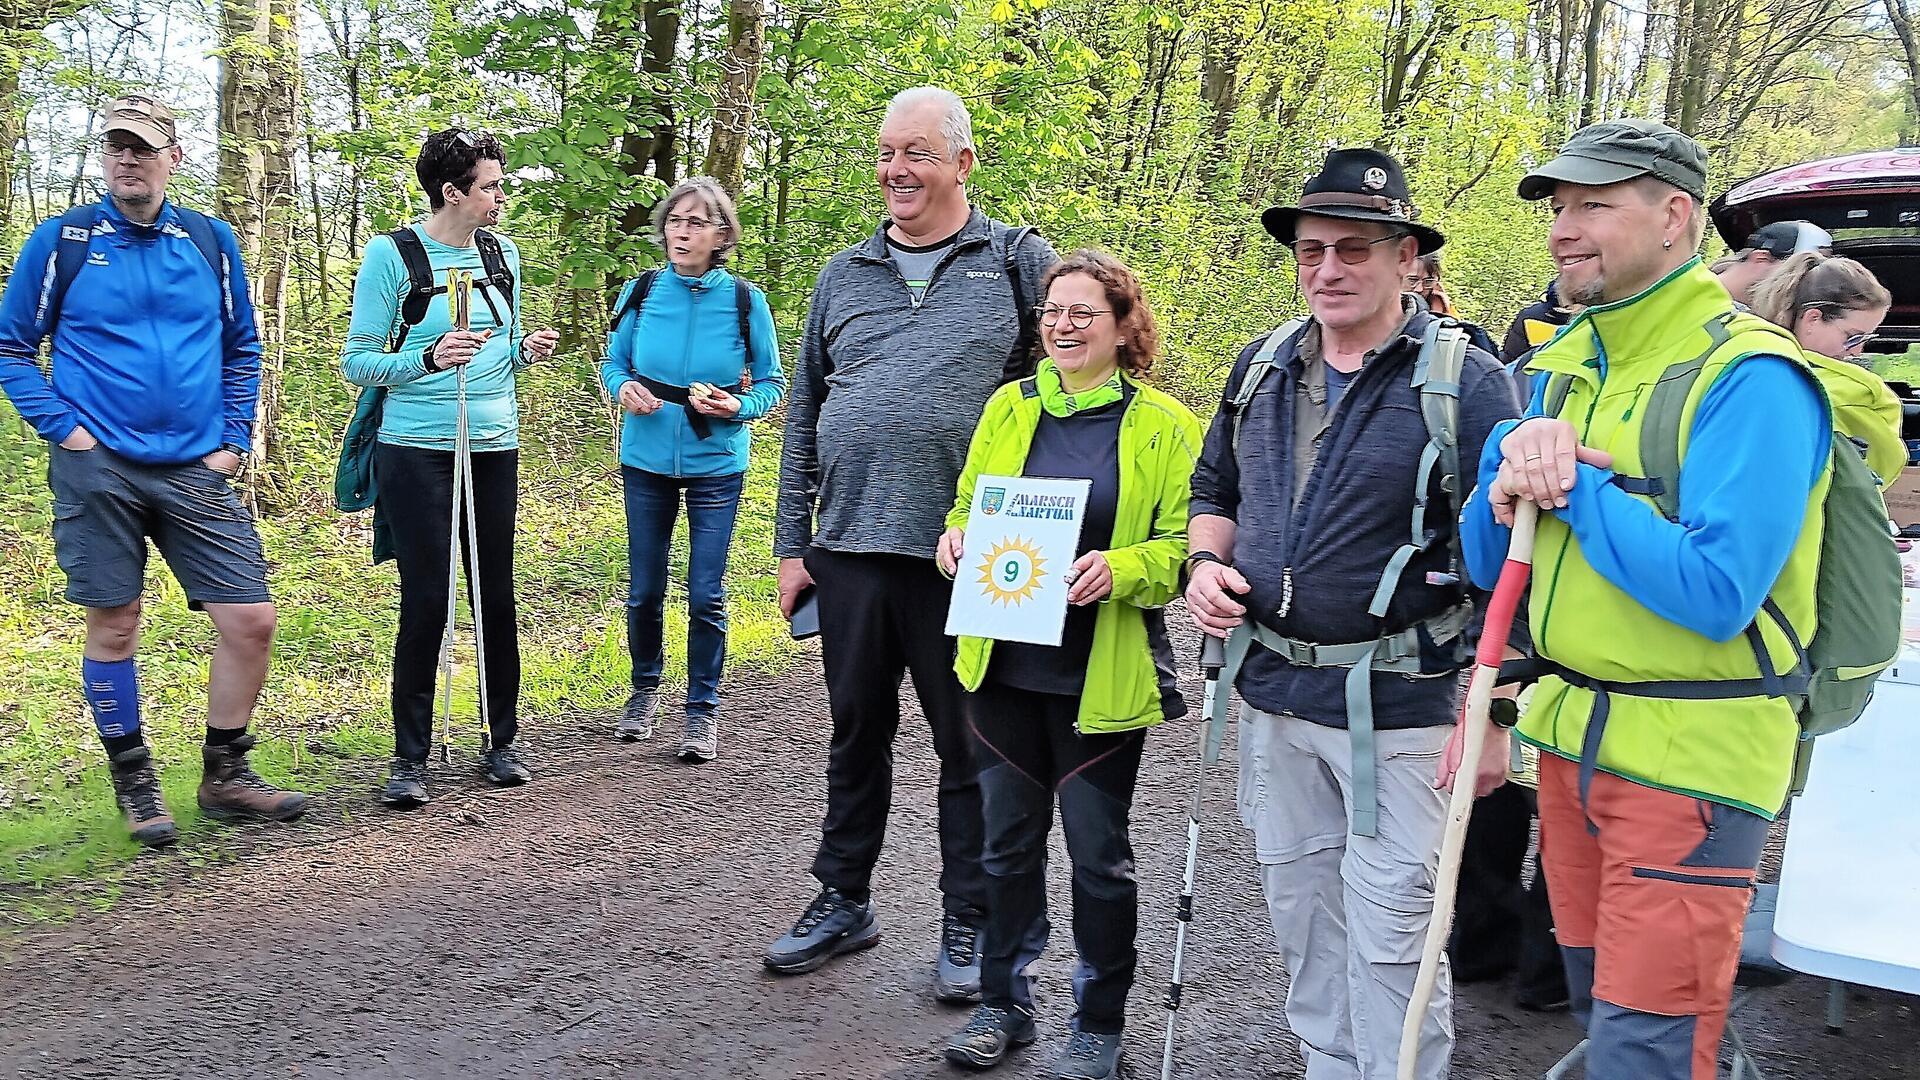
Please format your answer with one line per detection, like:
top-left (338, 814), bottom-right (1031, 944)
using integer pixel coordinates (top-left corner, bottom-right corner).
top-left (599, 176), bottom-right (786, 762)
top-left (340, 129), bottom-right (560, 807)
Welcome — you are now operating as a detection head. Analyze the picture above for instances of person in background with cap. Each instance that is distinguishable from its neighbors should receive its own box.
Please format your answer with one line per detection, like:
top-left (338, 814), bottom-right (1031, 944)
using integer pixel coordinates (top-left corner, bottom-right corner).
top-left (1712, 219), bottom-right (1833, 308)
top-left (1463, 120), bottom-right (1832, 1080)
top-left (1185, 148), bottom-right (1518, 1079)
top-left (0, 94), bottom-right (309, 847)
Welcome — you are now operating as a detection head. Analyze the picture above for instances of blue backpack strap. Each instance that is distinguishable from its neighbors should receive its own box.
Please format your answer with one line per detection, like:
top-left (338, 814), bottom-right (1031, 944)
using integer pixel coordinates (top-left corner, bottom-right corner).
top-left (43, 203), bottom-right (104, 332)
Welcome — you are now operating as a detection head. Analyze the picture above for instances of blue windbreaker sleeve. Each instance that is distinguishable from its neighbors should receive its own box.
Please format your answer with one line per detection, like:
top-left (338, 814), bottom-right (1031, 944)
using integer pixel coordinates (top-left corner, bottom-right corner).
top-left (0, 220), bottom-right (82, 443)
top-left (734, 286), bottom-right (786, 421)
top-left (1557, 356), bottom-right (1827, 641)
top-left (1461, 417), bottom-right (1527, 589)
top-left (215, 220), bottom-right (264, 451)
top-left (340, 235), bottom-right (437, 387)
top-left (600, 279), bottom-right (641, 400)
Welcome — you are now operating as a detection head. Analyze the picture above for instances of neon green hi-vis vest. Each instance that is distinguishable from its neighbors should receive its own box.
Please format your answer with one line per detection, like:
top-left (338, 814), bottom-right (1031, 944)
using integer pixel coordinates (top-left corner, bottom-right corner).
top-left (1518, 261), bottom-right (1832, 820)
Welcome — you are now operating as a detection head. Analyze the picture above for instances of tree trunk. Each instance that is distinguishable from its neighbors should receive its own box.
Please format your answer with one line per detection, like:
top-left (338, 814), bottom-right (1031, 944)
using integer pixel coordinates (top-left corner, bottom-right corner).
top-left (616, 0), bottom-right (682, 242)
top-left (701, 0), bottom-right (764, 195)
top-left (1886, 0), bottom-right (1920, 143)
top-left (1677, 0), bottom-right (1712, 133)
top-left (218, 0), bottom-right (301, 499)
top-left (1197, 28), bottom-right (1242, 195)
top-left (1578, 0), bottom-right (1606, 126)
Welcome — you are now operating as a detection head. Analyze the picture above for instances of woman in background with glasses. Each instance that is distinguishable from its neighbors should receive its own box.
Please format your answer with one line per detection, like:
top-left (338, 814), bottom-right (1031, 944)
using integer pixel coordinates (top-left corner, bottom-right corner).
top-left (1750, 251), bottom-right (1906, 486)
top-left (933, 250), bottom-right (1200, 1079)
top-left (600, 177), bottom-right (785, 762)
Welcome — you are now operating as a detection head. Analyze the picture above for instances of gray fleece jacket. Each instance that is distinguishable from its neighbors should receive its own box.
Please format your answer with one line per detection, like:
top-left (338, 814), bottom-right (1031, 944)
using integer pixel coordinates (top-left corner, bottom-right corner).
top-left (775, 209), bottom-right (1058, 560)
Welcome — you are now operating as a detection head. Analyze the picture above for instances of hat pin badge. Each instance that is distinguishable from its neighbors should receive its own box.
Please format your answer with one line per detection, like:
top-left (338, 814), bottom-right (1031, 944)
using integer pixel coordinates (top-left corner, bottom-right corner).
top-left (1362, 167), bottom-right (1388, 191)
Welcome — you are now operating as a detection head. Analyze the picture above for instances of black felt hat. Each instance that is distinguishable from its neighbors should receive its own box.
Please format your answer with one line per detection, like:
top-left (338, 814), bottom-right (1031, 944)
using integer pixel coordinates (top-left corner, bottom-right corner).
top-left (1262, 148), bottom-right (1444, 255)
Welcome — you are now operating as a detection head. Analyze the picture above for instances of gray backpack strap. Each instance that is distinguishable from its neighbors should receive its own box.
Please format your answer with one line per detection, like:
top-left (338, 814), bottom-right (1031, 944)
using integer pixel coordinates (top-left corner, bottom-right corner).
top-left (1229, 318), bottom-right (1307, 456)
top-left (1365, 320), bottom-right (1467, 618)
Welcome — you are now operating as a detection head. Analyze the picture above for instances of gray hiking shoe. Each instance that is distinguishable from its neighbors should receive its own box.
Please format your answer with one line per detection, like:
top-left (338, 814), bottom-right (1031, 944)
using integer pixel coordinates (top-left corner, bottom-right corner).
top-left (617, 689), bottom-right (657, 742)
top-left (481, 744), bottom-right (533, 786)
top-left (677, 712), bottom-right (717, 763)
top-left (944, 1004), bottom-right (1037, 1070)
top-left (935, 912), bottom-right (983, 1003)
top-left (381, 758), bottom-right (430, 808)
top-left (1052, 1031), bottom-right (1123, 1080)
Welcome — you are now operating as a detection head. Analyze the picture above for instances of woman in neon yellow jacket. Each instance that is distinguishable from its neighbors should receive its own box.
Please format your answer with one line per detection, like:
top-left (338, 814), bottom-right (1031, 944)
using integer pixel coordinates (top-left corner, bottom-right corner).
top-left (933, 250), bottom-right (1200, 1079)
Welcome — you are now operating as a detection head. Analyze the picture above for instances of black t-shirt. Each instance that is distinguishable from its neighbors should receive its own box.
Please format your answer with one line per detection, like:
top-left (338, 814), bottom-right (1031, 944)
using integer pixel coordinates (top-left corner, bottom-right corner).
top-left (988, 388), bottom-right (1130, 696)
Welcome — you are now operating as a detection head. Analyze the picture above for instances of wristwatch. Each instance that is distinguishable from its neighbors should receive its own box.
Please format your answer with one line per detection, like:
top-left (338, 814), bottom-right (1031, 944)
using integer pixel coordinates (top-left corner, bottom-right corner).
top-left (1489, 697), bottom-right (1520, 729)
top-left (217, 443), bottom-right (248, 477)
top-left (1182, 550), bottom-right (1227, 585)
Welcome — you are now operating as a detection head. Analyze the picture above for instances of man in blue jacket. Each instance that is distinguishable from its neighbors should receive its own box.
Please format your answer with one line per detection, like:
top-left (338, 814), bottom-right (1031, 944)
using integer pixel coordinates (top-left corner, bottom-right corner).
top-left (0, 94), bottom-right (307, 848)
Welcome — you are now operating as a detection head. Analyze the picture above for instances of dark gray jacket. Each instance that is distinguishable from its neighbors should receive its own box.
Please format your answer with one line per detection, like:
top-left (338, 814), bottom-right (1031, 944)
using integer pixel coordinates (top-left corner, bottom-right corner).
top-left (1189, 306), bottom-right (1520, 730)
top-left (775, 209), bottom-right (1057, 560)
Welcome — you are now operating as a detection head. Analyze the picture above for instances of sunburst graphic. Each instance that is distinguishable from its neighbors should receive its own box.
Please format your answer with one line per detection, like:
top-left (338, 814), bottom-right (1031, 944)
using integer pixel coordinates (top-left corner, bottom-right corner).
top-left (976, 537), bottom-right (1048, 606)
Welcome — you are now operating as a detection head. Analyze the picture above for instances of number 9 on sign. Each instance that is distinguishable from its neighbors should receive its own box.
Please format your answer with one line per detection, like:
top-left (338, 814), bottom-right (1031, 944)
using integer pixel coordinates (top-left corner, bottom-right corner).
top-left (978, 536), bottom-right (1047, 606)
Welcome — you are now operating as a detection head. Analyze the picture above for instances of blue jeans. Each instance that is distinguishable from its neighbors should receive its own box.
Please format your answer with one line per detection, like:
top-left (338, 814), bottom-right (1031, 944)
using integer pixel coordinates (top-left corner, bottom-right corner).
top-left (622, 467), bottom-right (745, 715)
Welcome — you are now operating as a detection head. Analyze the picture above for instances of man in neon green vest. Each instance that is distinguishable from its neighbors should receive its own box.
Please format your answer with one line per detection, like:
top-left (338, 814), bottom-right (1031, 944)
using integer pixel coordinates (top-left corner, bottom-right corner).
top-left (1460, 121), bottom-right (1832, 1080)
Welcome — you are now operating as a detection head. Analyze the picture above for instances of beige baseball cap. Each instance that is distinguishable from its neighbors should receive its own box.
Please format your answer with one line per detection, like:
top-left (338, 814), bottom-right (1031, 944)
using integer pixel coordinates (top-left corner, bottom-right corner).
top-left (101, 94), bottom-right (178, 150)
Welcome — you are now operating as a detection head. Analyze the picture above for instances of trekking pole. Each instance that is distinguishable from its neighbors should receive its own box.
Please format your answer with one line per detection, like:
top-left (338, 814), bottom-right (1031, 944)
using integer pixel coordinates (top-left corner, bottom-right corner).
top-left (1162, 623), bottom-right (1248, 1080)
top-left (435, 270), bottom-right (492, 763)
top-left (1397, 501), bottom-right (1539, 1080)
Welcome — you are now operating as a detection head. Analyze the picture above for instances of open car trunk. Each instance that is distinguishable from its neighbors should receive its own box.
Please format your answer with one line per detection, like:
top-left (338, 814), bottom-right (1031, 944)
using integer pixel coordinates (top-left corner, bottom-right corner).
top-left (1711, 151), bottom-right (1920, 354)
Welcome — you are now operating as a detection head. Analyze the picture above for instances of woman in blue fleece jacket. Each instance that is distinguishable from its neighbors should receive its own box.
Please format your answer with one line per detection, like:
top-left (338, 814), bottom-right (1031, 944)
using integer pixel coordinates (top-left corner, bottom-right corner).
top-left (600, 177), bottom-right (785, 762)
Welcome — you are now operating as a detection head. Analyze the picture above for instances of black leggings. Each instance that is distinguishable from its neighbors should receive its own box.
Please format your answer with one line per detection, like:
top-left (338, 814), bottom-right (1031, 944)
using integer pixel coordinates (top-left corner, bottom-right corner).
top-left (374, 443), bottom-right (521, 762)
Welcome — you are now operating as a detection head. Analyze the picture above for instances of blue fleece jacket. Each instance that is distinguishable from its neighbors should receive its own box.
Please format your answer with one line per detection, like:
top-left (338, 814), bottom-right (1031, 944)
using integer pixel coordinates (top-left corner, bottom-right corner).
top-left (600, 267), bottom-right (784, 478)
top-left (340, 226), bottom-right (526, 452)
top-left (1460, 356), bottom-right (1828, 642)
top-left (0, 199), bottom-right (262, 464)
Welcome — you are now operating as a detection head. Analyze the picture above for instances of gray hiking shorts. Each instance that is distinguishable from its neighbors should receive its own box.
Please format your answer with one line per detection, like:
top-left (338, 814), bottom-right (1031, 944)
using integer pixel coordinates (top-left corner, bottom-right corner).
top-left (47, 443), bottom-right (271, 609)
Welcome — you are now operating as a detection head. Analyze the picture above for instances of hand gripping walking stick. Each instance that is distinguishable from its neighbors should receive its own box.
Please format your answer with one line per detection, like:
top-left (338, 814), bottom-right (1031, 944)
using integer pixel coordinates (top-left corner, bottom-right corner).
top-left (436, 269), bottom-right (494, 763)
top-left (1397, 500), bottom-right (1539, 1080)
top-left (1162, 622), bottom-right (1252, 1080)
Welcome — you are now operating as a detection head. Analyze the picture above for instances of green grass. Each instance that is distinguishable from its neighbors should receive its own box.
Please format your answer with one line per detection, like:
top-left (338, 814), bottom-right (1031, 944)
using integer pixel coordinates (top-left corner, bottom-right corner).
top-left (0, 356), bottom-right (799, 904)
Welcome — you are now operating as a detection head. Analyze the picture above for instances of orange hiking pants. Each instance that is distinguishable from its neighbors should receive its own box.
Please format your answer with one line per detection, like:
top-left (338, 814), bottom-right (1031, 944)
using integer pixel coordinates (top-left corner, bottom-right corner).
top-left (1536, 752), bottom-right (1768, 1080)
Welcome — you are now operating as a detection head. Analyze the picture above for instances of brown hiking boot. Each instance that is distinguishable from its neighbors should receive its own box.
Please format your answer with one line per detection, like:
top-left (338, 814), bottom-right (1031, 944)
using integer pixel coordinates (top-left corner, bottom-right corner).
top-left (197, 735), bottom-right (309, 823)
top-left (108, 746), bottom-right (178, 848)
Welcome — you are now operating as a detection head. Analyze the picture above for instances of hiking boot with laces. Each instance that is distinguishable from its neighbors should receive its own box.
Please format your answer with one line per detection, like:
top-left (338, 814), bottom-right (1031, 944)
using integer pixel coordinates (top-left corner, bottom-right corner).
top-left (677, 711), bottom-right (717, 763)
top-left (936, 912), bottom-right (983, 1003)
top-left (481, 744), bottom-right (533, 786)
top-left (380, 757), bottom-right (430, 808)
top-left (763, 887), bottom-right (881, 975)
top-left (109, 746), bottom-right (178, 848)
top-left (617, 688), bottom-right (657, 742)
top-left (1052, 1030), bottom-right (1124, 1080)
top-left (944, 1003), bottom-right (1037, 1070)
top-left (197, 736), bottom-right (309, 823)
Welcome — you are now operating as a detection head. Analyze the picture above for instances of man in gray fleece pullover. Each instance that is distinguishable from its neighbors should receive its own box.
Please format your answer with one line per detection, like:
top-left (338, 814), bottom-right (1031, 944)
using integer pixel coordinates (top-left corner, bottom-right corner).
top-left (765, 87), bottom-right (1056, 999)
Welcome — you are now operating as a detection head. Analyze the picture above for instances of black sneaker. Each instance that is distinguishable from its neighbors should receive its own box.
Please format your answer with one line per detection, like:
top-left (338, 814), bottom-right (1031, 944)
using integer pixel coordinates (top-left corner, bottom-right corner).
top-left (944, 1004), bottom-right (1037, 1070)
top-left (763, 887), bottom-right (881, 975)
top-left (936, 912), bottom-right (983, 1003)
top-left (381, 758), bottom-right (430, 808)
top-left (1052, 1030), bottom-right (1123, 1080)
top-left (677, 712), bottom-right (717, 763)
top-left (617, 689), bottom-right (657, 742)
top-left (481, 745), bottom-right (532, 786)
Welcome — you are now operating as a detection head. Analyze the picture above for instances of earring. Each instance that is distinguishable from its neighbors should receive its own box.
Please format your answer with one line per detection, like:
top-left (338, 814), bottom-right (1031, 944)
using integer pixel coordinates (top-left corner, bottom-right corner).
top-left (1664, 239), bottom-right (1673, 249)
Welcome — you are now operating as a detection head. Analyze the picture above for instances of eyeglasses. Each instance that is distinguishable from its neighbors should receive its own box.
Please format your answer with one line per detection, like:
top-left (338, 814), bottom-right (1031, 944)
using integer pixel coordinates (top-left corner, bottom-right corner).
top-left (1844, 331), bottom-right (1877, 351)
top-left (1292, 234), bottom-right (1407, 267)
top-left (665, 214), bottom-right (718, 231)
top-left (99, 137), bottom-right (167, 161)
top-left (1037, 304), bottom-right (1113, 330)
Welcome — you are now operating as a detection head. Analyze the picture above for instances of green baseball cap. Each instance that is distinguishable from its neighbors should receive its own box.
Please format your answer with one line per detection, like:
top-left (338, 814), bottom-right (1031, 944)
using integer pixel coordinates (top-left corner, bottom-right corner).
top-left (1518, 119), bottom-right (1708, 203)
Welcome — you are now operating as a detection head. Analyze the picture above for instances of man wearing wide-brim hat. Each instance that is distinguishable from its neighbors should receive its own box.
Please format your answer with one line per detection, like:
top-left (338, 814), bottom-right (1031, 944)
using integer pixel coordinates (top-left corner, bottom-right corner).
top-left (1185, 148), bottom-right (1519, 1078)
top-left (1461, 119), bottom-right (1834, 1080)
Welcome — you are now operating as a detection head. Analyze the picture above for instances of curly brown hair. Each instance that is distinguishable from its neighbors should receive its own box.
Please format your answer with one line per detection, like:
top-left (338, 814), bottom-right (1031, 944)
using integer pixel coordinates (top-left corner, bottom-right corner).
top-left (1039, 249), bottom-right (1162, 376)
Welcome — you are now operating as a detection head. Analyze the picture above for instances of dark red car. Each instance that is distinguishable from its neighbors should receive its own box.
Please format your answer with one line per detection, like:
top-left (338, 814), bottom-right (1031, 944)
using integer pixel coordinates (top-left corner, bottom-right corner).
top-left (1711, 149), bottom-right (1920, 355)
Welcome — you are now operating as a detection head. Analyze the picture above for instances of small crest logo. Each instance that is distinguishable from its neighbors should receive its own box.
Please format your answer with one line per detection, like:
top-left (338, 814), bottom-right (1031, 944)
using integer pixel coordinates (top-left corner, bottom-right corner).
top-left (1362, 167), bottom-right (1389, 191)
top-left (982, 487), bottom-right (1006, 515)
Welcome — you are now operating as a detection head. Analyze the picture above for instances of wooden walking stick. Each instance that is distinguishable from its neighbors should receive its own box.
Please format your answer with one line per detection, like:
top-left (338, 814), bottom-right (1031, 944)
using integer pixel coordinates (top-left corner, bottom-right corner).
top-left (1398, 500), bottom-right (1538, 1080)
